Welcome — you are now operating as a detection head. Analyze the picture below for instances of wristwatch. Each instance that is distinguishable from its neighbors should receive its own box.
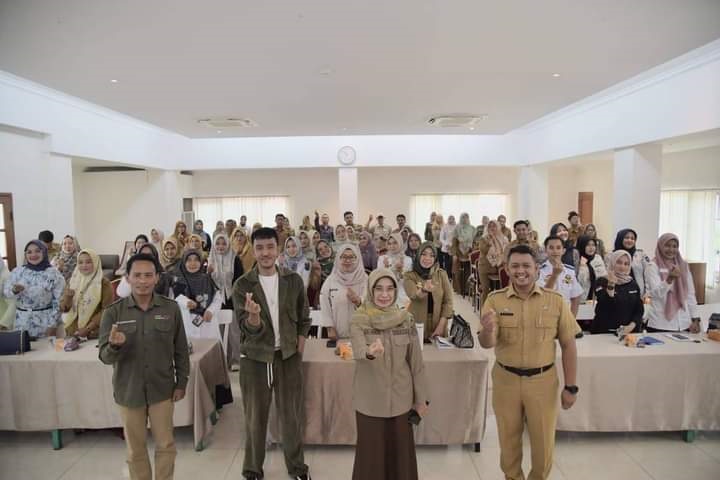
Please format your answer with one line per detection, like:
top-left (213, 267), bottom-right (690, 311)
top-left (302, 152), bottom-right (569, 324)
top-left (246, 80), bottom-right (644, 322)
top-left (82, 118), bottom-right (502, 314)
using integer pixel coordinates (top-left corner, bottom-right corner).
top-left (564, 385), bottom-right (579, 395)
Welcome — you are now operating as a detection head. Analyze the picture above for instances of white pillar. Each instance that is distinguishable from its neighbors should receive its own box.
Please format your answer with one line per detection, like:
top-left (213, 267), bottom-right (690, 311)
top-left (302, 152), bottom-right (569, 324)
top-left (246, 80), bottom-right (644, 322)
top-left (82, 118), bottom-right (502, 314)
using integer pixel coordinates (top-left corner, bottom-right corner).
top-left (338, 168), bottom-right (358, 217)
top-left (613, 144), bottom-right (662, 252)
top-left (516, 165), bottom-right (549, 236)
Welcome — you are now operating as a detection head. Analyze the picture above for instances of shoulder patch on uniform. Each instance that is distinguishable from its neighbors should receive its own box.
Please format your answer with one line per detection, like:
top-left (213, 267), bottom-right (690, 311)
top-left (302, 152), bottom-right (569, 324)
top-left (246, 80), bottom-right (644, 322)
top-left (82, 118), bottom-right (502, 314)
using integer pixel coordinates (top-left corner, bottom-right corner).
top-left (488, 287), bottom-right (508, 297)
top-left (540, 287), bottom-right (564, 298)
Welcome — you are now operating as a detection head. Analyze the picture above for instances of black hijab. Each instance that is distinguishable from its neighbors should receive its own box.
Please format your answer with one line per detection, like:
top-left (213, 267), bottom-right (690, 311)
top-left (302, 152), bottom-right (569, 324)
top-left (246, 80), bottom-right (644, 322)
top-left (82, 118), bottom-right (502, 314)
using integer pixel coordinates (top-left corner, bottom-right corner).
top-left (576, 235), bottom-right (597, 300)
top-left (412, 242), bottom-right (439, 280)
top-left (175, 250), bottom-right (217, 314)
top-left (24, 240), bottom-right (51, 272)
top-left (614, 228), bottom-right (638, 257)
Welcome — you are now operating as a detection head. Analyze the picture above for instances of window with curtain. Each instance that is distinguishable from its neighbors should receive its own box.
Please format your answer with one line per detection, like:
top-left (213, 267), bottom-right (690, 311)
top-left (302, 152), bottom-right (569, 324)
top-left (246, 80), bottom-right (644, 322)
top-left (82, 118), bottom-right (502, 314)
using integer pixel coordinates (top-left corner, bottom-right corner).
top-left (659, 189), bottom-right (720, 286)
top-left (409, 194), bottom-right (509, 234)
top-left (193, 196), bottom-right (290, 229)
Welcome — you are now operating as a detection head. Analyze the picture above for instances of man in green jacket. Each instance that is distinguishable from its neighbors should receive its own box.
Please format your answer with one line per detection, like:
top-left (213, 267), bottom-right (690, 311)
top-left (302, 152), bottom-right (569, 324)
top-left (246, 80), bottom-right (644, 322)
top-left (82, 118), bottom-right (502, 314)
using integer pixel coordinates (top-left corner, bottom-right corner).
top-left (98, 253), bottom-right (190, 480)
top-left (232, 227), bottom-right (312, 480)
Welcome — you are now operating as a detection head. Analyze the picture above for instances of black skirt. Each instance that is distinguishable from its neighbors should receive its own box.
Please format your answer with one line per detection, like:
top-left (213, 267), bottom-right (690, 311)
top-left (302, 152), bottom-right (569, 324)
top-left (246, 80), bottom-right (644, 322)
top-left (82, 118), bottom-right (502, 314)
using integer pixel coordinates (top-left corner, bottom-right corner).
top-left (352, 411), bottom-right (418, 480)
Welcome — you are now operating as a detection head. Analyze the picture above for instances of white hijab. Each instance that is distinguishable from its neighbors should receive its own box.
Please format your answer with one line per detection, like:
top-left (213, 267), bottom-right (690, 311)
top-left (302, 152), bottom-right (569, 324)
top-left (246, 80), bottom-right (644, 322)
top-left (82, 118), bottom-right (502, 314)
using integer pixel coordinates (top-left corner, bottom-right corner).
top-left (208, 233), bottom-right (235, 301)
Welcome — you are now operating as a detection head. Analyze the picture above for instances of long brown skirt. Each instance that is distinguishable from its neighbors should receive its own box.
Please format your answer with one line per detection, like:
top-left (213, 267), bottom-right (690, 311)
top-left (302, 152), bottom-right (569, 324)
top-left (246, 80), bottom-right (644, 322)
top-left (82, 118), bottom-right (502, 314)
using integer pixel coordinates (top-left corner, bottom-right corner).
top-left (352, 411), bottom-right (418, 480)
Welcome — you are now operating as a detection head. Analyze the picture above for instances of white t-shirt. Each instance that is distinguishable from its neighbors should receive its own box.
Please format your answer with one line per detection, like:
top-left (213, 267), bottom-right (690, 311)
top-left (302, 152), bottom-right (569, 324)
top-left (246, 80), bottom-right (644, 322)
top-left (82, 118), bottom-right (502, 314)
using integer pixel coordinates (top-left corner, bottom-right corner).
top-left (259, 272), bottom-right (281, 349)
top-left (537, 261), bottom-right (583, 303)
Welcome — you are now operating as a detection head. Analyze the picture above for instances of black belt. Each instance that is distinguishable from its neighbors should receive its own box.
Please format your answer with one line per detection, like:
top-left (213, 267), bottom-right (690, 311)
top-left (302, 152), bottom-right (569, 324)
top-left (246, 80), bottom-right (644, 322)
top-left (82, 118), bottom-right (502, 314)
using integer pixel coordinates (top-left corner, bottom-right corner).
top-left (17, 306), bottom-right (52, 312)
top-left (498, 362), bottom-right (554, 377)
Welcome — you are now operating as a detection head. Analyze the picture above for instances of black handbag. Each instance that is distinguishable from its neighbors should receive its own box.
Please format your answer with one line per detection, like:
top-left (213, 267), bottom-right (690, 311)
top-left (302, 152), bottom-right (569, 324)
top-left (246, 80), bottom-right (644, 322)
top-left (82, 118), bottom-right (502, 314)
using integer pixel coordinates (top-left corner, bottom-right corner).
top-left (449, 314), bottom-right (474, 348)
top-left (0, 330), bottom-right (31, 355)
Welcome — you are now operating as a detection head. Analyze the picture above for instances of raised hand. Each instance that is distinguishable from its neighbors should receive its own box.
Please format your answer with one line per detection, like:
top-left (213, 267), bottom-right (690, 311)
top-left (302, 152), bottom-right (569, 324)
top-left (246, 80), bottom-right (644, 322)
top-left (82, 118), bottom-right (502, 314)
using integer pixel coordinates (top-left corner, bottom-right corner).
top-left (109, 324), bottom-right (126, 346)
top-left (367, 338), bottom-right (384, 356)
top-left (245, 292), bottom-right (261, 315)
top-left (479, 309), bottom-right (497, 332)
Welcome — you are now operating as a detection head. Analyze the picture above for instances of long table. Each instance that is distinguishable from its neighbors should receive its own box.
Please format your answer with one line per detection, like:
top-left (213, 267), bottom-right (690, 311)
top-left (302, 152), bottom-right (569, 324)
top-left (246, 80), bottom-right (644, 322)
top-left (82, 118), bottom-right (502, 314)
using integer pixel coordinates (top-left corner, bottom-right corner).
top-left (556, 332), bottom-right (720, 437)
top-left (269, 338), bottom-right (490, 449)
top-left (0, 338), bottom-right (230, 450)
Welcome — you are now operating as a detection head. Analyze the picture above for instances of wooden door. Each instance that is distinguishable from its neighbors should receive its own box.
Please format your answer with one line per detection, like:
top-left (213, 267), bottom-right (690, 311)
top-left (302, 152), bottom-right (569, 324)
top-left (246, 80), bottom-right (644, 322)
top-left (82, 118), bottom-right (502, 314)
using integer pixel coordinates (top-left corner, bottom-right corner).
top-left (0, 193), bottom-right (16, 270)
top-left (578, 192), bottom-right (594, 225)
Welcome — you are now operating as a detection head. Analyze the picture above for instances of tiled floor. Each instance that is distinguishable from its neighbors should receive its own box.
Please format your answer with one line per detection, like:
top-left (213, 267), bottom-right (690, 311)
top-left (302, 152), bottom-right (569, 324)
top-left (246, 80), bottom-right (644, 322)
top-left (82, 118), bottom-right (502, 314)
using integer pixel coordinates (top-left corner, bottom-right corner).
top-left (2, 295), bottom-right (719, 480)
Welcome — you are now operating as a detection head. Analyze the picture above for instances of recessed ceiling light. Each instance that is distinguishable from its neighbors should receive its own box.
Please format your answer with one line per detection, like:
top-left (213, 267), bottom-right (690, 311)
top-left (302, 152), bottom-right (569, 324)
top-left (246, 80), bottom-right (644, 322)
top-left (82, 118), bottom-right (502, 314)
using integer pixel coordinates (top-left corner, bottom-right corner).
top-left (552, 73), bottom-right (561, 78)
top-left (110, 79), bottom-right (118, 83)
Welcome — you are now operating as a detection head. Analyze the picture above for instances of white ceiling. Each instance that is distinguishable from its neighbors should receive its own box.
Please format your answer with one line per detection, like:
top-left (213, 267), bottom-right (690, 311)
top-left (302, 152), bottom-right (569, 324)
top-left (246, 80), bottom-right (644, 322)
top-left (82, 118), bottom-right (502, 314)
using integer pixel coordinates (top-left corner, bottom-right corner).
top-left (1, 0), bottom-right (720, 138)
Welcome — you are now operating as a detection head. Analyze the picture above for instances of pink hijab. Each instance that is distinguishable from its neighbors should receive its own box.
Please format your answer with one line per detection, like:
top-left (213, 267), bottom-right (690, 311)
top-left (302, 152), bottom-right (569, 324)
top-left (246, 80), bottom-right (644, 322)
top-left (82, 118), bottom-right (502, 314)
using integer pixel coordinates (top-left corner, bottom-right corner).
top-left (654, 233), bottom-right (689, 320)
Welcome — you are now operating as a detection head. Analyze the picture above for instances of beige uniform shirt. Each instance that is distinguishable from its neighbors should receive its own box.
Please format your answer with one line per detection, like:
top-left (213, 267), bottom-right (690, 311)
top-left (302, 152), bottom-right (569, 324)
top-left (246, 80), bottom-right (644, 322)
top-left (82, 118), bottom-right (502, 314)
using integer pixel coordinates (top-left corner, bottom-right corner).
top-left (481, 284), bottom-right (580, 369)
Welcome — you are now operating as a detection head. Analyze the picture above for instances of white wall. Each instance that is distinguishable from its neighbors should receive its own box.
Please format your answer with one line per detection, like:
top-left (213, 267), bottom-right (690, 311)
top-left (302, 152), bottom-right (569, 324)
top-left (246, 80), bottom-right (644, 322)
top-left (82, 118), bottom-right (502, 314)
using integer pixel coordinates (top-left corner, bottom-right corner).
top-left (0, 127), bottom-right (75, 266)
top-left (662, 146), bottom-right (720, 189)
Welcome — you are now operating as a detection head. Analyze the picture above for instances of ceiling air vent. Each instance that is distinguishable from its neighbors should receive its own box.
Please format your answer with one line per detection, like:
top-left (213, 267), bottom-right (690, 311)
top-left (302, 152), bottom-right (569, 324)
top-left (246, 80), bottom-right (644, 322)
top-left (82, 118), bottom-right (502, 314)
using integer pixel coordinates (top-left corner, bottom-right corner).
top-left (197, 117), bottom-right (258, 129)
top-left (427, 114), bottom-right (488, 128)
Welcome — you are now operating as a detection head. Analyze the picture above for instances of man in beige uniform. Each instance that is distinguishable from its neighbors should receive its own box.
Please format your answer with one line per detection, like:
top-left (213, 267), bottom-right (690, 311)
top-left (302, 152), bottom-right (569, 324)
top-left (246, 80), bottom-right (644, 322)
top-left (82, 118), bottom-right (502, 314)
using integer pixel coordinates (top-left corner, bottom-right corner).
top-left (479, 244), bottom-right (579, 480)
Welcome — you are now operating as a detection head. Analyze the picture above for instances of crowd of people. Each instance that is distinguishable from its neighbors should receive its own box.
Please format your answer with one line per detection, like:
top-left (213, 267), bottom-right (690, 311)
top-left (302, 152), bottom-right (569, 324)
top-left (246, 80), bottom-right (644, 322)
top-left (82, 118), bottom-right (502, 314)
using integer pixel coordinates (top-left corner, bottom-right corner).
top-left (0, 208), bottom-right (706, 480)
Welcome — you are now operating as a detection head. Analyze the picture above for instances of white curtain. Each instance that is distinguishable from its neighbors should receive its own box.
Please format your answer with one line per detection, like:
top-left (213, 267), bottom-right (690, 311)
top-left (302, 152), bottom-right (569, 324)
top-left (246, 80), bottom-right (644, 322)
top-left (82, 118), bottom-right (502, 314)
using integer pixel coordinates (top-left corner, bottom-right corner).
top-left (410, 194), bottom-right (508, 233)
top-left (659, 190), bottom-right (719, 286)
top-left (194, 196), bottom-right (289, 229)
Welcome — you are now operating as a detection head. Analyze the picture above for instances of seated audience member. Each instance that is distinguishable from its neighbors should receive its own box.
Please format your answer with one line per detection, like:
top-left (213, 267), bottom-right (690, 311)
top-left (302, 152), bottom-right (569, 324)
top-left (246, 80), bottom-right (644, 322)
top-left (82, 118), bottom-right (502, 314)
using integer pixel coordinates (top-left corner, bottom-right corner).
top-left (192, 219), bottom-right (212, 252)
top-left (0, 258), bottom-right (17, 330)
top-left (576, 235), bottom-right (608, 301)
top-left (51, 235), bottom-right (81, 282)
top-left (278, 236), bottom-right (311, 289)
top-left (476, 220), bottom-right (509, 305)
top-left (358, 231), bottom-right (378, 274)
top-left (405, 233), bottom-right (422, 259)
top-left (567, 211), bottom-right (585, 246)
top-left (591, 250), bottom-right (643, 334)
top-left (231, 227), bottom-right (256, 274)
top-left (150, 228), bottom-right (165, 252)
top-left (349, 269), bottom-right (428, 480)
top-left (538, 236), bottom-right (583, 317)
top-left (583, 223), bottom-right (606, 258)
top-left (170, 220), bottom-right (189, 250)
top-left (60, 249), bottom-right (113, 339)
top-left (298, 230), bottom-right (316, 262)
top-left (504, 220), bottom-right (541, 259)
top-left (116, 243), bottom-right (172, 298)
top-left (4, 240), bottom-right (65, 338)
top-left (613, 228), bottom-right (654, 297)
top-left (314, 210), bottom-right (335, 243)
top-left (377, 233), bottom-right (412, 306)
top-left (404, 243), bottom-right (453, 341)
top-left (172, 250), bottom-right (222, 340)
top-left (439, 215), bottom-right (456, 278)
top-left (550, 222), bottom-right (579, 271)
top-left (366, 213), bottom-right (392, 240)
top-left (497, 215), bottom-right (512, 242)
top-left (452, 212), bottom-right (474, 295)
top-left (160, 238), bottom-right (182, 273)
top-left (646, 233), bottom-right (701, 333)
top-left (320, 244), bottom-right (367, 340)
top-left (38, 230), bottom-right (61, 258)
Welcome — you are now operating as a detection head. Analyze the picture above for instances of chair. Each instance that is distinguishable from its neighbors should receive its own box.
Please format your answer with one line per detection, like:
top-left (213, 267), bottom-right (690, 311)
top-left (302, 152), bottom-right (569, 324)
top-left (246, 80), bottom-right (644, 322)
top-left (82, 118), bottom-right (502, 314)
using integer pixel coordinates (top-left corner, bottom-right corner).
top-left (99, 254), bottom-right (120, 281)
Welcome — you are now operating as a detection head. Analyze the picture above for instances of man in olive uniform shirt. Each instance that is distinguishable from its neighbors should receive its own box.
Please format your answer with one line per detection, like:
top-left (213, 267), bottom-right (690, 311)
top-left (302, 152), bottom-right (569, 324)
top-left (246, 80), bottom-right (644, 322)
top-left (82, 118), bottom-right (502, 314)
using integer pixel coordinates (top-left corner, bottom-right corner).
top-left (479, 245), bottom-right (579, 480)
top-left (504, 220), bottom-right (543, 260)
top-left (99, 253), bottom-right (190, 480)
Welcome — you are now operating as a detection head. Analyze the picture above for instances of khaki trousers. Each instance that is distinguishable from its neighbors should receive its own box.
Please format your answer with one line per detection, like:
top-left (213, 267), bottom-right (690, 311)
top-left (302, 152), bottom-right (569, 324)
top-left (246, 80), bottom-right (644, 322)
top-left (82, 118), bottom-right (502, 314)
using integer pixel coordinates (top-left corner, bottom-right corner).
top-left (492, 363), bottom-right (559, 480)
top-left (118, 398), bottom-right (176, 480)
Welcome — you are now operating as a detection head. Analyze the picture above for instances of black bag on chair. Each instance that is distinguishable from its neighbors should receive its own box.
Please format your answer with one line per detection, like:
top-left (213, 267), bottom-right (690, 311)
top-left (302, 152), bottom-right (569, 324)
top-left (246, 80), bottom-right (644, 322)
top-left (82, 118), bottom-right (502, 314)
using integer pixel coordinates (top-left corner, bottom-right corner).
top-left (0, 330), bottom-right (31, 355)
top-left (449, 314), bottom-right (474, 348)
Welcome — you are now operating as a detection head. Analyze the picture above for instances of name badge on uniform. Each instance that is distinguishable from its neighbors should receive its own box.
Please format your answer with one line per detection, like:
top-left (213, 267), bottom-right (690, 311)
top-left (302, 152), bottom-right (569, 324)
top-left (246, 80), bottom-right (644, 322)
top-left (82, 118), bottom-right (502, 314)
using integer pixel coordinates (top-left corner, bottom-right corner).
top-left (154, 314), bottom-right (169, 320)
top-left (499, 308), bottom-right (514, 316)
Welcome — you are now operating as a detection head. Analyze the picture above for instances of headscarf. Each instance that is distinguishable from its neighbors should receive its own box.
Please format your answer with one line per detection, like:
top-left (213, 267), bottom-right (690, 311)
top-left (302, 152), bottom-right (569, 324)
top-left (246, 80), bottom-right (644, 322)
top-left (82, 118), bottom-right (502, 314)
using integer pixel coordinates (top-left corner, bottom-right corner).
top-left (454, 213), bottom-right (475, 253)
top-left (358, 231), bottom-right (378, 272)
top-left (576, 235), bottom-right (598, 297)
top-left (405, 233), bottom-right (422, 258)
top-left (654, 233), bottom-right (689, 320)
top-left (212, 222), bottom-right (225, 239)
top-left (614, 228), bottom-right (638, 258)
top-left (315, 240), bottom-right (335, 280)
top-left (298, 230), bottom-right (316, 261)
top-left (208, 233), bottom-right (235, 301)
top-left (231, 227), bottom-right (251, 257)
top-left (606, 250), bottom-right (633, 285)
top-left (484, 220), bottom-right (509, 267)
top-left (171, 221), bottom-right (188, 249)
top-left (386, 233), bottom-right (406, 264)
top-left (150, 228), bottom-right (165, 251)
top-left (55, 235), bottom-right (81, 280)
top-left (175, 250), bottom-right (217, 315)
top-left (352, 269), bottom-right (411, 331)
top-left (413, 242), bottom-right (439, 280)
top-left (186, 234), bottom-right (205, 252)
top-left (23, 240), bottom-right (51, 271)
top-left (63, 249), bottom-right (103, 329)
top-left (335, 225), bottom-right (348, 242)
top-left (280, 236), bottom-right (306, 272)
top-left (137, 243), bottom-right (165, 272)
top-left (331, 244), bottom-right (368, 287)
top-left (160, 238), bottom-right (180, 270)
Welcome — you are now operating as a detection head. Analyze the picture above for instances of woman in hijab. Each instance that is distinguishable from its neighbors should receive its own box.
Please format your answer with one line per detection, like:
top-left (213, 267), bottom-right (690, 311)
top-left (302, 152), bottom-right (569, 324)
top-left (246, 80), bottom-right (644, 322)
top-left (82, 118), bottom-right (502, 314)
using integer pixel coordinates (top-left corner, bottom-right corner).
top-left (0, 257), bottom-right (16, 330)
top-left (591, 250), bottom-right (644, 334)
top-left (3, 240), bottom-right (65, 339)
top-left (345, 225), bottom-right (358, 244)
top-left (311, 230), bottom-right (321, 249)
top-left (550, 223), bottom-right (579, 271)
top-left (60, 249), bottom-right (113, 339)
top-left (116, 234), bottom-right (149, 276)
top-left (160, 238), bottom-right (181, 273)
top-left (431, 214), bottom-right (443, 250)
top-left (646, 233), bottom-right (701, 333)
top-left (333, 224), bottom-right (348, 249)
top-left (116, 243), bottom-right (172, 298)
top-left (278, 236), bottom-right (311, 289)
top-left (404, 243), bottom-right (454, 340)
top-left (299, 215), bottom-right (313, 232)
top-left (307, 239), bottom-right (335, 308)
top-left (350, 269), bottom-right (428, 480)
top-left (613, 228), bottom-right (654, 297)
top-left (405, 233), bottom-right (422, 259)
top-left (193, 219), bottom-right (212, 252)
top-left (207, 233), bottom-right (237, 309)
top-left (186, 234), bottom-right (208, 263)
top-left (231, 227), bottom-right (256, 274)
top-left (170, 220), bottom-right (189, 250)
top-left (583, 224), bottom-right (606, 259)
top-left (358, 231), bottom-right (378, 274)
top-left (298, 230), bottom-right (316, 262)
top-left (51, 235), bottom-right (81, 282)
top-left (376, 233), bottom-right (412, 306)
top-left (439, 214), bottom-right (456, 278)
top-left (576, 235), bottom-right (608, 301)
top-left (320, 244), bottom-right (368, 340)
top-left (452, 213), bottom-right (474, 295)
top-left (475, 220), bottom-right (509, 306)
top-left (150, 228), bottom-right (165, 252)
top-left (172, 250), bottom-right (222, 340)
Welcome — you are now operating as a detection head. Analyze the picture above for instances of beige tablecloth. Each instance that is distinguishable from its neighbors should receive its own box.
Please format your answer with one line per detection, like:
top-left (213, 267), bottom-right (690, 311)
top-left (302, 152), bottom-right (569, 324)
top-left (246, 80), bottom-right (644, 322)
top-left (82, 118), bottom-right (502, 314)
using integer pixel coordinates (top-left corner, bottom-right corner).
top-left (0, 338), bottom-right (229, 447)
top-left (269, 339), bottom-right (490, 446)
top-left (557, 333), bottom-right (720, 432)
